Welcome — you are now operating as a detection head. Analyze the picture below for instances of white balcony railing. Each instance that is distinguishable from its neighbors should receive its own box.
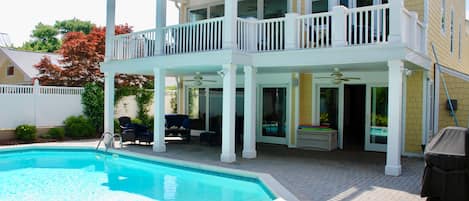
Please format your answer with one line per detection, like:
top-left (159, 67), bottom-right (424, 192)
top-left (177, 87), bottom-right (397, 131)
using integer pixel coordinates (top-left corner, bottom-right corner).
top-left (346, 4), bottom-right (389, 45)
top-left (297, 12), bottom-right (333, 49)
top-left (110, 4), bottom-right (426, 61)
top-left (163, 17), bottom-right (223, 55)
top-left (237, 17), bottom-right (286, 52)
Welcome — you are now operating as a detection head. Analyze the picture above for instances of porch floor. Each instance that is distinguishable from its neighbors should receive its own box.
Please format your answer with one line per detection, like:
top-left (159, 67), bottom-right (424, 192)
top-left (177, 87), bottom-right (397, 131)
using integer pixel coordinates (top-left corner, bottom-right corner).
top-left (124, 139), bottom-right (425, 201)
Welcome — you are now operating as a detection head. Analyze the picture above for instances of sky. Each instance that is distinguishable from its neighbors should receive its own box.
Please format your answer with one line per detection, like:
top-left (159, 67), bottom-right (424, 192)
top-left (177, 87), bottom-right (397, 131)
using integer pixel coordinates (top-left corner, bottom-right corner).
top-left (0, 0), bottom-right (179, 47)
top-left (0, 0), bottom-right (468, 47)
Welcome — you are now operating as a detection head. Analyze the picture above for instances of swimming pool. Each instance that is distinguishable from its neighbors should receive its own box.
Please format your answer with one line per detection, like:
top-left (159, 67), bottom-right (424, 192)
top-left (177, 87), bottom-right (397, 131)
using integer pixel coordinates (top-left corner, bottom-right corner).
top-left (0, 147), bottom-right (276, 201)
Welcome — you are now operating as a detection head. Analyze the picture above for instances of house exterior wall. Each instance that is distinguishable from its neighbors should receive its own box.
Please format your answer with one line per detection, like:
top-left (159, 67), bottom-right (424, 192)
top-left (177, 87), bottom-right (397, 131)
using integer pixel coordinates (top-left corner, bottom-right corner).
top-left (404, 71), bottom-right (424, 153)
top-left (438, 73), bottom-right (469, 129)
top-left (404, 0), bottom-right (424, 21)
top-left (428, 0), bottom-right (469, 74)
top-left (0, 59), bottom-right (28, 85)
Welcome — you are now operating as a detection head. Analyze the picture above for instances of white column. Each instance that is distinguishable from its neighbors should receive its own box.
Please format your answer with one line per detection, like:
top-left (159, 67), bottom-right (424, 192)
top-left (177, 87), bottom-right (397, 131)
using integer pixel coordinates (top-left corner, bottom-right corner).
top-left (332, 6), bottom-right (348, 47)
top-left (105, 0), bottom-right (116, 61)
top-left (242, 66), bottom-right (257, 159)
top-left (285, 13), bottom-right (299, 50)
top-left (386, 60), bottom-right (404, 176)
top-left (223, 0), bottom-right (237, 49)
top-left (221, 64), bottom-right (237, 163)
top-left (388, 0), bottom-right (404, 43)
top-left (104, 72), bottom-right (115, 135)
top-left (153, 68), bottom-right (166, 152)
top-left (155, 0), bottom-right (167, 55)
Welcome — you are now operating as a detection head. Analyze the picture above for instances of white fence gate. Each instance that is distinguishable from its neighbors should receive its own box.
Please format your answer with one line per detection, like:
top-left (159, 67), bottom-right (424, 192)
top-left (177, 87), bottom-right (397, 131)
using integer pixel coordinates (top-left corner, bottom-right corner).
top-left (0, 82), bottom-right (84, 129)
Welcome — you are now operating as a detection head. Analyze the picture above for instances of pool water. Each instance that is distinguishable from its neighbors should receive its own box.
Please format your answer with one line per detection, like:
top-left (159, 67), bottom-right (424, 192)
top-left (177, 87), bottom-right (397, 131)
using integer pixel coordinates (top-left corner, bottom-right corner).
top-left (0, 149), bottom-right (275, 201)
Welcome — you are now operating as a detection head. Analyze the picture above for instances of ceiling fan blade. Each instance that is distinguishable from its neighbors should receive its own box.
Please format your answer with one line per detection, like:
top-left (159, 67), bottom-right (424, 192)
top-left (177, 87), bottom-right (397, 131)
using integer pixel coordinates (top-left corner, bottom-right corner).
top-left (314, 77), bottom-right (332, 79)
top-left (203, 80), bottom-right (217, 83)
top-left (341, 77), bottom-right (360, 80)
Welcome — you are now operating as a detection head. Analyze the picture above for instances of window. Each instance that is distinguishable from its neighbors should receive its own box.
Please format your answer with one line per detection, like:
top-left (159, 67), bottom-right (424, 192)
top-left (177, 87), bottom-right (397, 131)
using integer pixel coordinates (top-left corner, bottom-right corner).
top-left (6, 65), bottom-right (14, 76)
top-left (441, 0), bottom-right (446, 33)
top-left (450, 9), bottom-right (454, 54)
top-left (339, 0), bottom-right (349, 7)
top-left (238, 0), bottom-right (257, 18)
top-left (264, 0), bottom-right (287, 19)
top-left (311, 0), bottom-right (328, 14)
top-left (189, 8), bottom-right (207, 22)
top-left (357, 0), bottom-right (373, 7)
top-left (459, 24), bottom-right (462, 60)
top-left (210, 4), bottom-right (224, 18)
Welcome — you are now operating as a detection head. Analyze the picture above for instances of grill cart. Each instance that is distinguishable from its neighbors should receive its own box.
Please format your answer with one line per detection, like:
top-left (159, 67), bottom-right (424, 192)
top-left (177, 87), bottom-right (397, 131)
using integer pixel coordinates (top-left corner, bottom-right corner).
top-left (421, 127), bottom-right (469, 201)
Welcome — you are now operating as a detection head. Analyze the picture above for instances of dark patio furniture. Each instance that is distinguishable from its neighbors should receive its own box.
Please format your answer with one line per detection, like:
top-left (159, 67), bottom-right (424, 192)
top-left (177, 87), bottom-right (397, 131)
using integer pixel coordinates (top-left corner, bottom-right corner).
top-left (118, 116), bottom-right (153, 144)
top-left (165, 114), bottom-right (191, 142)
top-left (200, 131), bottom-right (220, 146)
top-left (421, 127), bottom-right (469, 201)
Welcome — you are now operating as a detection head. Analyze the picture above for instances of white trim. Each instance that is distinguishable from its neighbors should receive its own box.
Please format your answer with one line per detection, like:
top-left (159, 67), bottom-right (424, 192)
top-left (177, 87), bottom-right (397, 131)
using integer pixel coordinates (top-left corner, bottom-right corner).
top-left (257, 83), bottom-right (291, 145)
top-left (439, 65), bottom-right (469, 81)
top-left (421, 71), bottom-right (429, 146)
top-left (433, 65), bottom-right (440, 135)
top-left (401, 69), bottom-right (407, 155)
top-left (292, 73), bottom-right (300, 148)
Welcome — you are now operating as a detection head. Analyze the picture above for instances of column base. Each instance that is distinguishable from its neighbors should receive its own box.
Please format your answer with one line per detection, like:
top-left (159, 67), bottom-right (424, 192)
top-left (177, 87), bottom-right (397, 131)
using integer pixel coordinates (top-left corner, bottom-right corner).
top-left (242, 150), bottom-right (257, 159)
top-left (385, 165), bottom-right (402, 176)
top-left (152, 144), bottom-right (166, 152)
top-left (220, 153), bottom-right (236, 163)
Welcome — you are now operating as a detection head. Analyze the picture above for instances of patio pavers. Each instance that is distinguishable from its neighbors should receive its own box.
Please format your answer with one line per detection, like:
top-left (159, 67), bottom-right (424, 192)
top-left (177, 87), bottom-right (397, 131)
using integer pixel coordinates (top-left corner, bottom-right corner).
top-left (123, 141), bottom-right (425, 201)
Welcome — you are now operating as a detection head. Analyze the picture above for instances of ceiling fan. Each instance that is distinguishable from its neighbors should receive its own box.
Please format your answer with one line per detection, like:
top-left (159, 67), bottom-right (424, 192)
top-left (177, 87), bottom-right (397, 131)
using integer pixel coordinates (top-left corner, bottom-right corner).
top-left (315, 68), bottom-right (360, 84)
top-left (184, 72), bottom-right (217, 86)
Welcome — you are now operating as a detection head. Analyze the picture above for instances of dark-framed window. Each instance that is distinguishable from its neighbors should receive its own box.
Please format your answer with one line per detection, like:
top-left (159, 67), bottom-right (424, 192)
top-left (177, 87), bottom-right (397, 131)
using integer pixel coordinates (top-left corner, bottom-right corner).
top-left (6, 65), bottom-right (14, 76)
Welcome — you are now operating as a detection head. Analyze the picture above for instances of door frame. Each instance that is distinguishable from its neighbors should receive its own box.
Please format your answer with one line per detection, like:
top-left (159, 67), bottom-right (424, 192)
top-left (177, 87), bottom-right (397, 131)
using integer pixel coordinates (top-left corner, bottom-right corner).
top-left (313, 84), bottom-right (344, 149)
top-left (364, 83), bottom-right (388, 152)
top-left (257, 84), bottom-right (291, 145)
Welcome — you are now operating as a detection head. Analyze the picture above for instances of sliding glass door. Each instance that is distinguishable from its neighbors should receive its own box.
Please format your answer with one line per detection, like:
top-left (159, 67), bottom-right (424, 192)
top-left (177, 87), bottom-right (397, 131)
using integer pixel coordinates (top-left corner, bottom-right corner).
top-left (258, 86), bottom-right (288, 144)
top-left (365, 85), bottom-right (388, 152)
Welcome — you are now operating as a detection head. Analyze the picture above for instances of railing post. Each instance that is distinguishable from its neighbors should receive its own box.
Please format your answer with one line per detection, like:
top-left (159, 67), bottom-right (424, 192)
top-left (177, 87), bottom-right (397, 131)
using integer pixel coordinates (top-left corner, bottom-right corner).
top-left (223, 0), bottom-right (237, 49)
top-left (105, 0), bottom-right (116, 61)
top-left (247, 18), bottom-right (258, 52)
top-left (409, 12), bottom-right (418, 50)
top-left (332, 6), bottom-right (347, 47)
top-left (285, 13), bottom-right (299, 50)
top-left (155, 0), bottom-right (167, 55)
top-left (389, 0), bottom-right (404, 43)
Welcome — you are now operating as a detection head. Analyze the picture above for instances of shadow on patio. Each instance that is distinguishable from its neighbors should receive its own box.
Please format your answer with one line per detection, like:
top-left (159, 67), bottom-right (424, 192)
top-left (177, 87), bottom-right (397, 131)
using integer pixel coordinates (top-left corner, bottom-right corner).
top-left (122, 139), bottom-right (425, 201)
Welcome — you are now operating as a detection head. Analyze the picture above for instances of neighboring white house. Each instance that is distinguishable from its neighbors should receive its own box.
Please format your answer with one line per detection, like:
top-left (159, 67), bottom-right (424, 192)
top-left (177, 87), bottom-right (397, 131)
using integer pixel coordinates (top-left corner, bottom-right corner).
top-left (0, 47), bottom-right (61, 85)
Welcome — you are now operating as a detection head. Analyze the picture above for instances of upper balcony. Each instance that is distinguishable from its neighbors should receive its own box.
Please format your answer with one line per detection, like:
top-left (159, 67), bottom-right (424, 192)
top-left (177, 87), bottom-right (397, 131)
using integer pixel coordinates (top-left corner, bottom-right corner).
top-left (104, 2), bottom-right (428, 70)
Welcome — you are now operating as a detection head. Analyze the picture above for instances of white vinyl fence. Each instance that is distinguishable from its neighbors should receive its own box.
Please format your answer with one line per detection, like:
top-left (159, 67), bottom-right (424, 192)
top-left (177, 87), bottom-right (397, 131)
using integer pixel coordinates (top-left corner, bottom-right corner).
top-left (0, 82), bottom-right (84, 129)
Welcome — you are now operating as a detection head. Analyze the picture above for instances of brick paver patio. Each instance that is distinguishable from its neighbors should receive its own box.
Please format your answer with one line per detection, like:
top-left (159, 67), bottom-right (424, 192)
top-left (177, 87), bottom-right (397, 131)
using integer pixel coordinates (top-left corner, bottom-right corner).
top-left (123, 141), bottom-right (426, 201)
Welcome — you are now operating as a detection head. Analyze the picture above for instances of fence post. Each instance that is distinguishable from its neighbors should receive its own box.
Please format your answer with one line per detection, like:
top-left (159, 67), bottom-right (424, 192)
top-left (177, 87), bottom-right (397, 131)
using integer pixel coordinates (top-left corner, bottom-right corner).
top-left (285, 13), bottom-right (299, 50)
top-left (332, 6), bottom-right (348, 47)
top-left (389, 0), bottom-right (404, 43)
top-left (33, 80), bottom-right (40, 127)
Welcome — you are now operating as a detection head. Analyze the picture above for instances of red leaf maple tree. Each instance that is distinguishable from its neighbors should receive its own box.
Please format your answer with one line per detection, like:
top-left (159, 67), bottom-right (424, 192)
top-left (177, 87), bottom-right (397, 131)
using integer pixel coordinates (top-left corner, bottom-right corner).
top-left (35, 24), bottom-right (150, 87)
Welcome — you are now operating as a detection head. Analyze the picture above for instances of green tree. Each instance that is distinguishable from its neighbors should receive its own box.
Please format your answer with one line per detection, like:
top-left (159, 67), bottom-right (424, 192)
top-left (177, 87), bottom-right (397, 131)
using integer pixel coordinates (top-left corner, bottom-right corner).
top-left (54, 18), bottom-right (93, 34)
top-left (81, 83), bottom-right (104, 133)
top-left (20, 23), bottom-right (61, 52)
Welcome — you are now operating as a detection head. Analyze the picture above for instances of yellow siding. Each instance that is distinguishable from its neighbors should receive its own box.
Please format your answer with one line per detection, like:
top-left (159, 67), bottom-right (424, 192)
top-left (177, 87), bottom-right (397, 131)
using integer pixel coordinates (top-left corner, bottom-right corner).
top-left (405, 71), bottom-right (424, 153)
top-left (299, 73), bottom-right (313, 125)
top-left (0, 60), bottom-right (27, 85)
top-left (404, 0), bottom-right (424, 21)
top-left (427, 0), bottom-right (469, 74)
top-left (438, 73), bottom-right (469, 129)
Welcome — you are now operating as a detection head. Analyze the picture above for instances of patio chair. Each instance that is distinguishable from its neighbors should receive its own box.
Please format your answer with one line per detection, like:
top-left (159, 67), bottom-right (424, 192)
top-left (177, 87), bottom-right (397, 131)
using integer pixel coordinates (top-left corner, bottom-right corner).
top-left (118, 116), bottom-right (153, 144)
top-left (165, 114), bottom-right (191, 142)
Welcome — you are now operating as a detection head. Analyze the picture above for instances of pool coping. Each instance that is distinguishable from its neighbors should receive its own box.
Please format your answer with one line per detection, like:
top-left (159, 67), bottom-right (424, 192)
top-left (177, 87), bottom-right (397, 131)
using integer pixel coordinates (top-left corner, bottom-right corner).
top-left (0, 144), bottom-right (299, 201)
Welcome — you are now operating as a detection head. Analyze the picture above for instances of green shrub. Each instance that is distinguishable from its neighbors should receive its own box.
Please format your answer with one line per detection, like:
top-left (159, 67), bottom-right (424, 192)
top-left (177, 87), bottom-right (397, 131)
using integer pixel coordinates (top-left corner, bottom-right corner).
top-left (15, 125), bottom-right (37, 142)
top-left (47, 127), bottom-right (65, 140)
top-left (82, 83), bottom-right (104, 133)
top-left (131, 118), bottom-right (143, 125)
top-left (114, 119), bottom-right (120, 133)
top-left (64, 116), bottom-right (95, 138)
